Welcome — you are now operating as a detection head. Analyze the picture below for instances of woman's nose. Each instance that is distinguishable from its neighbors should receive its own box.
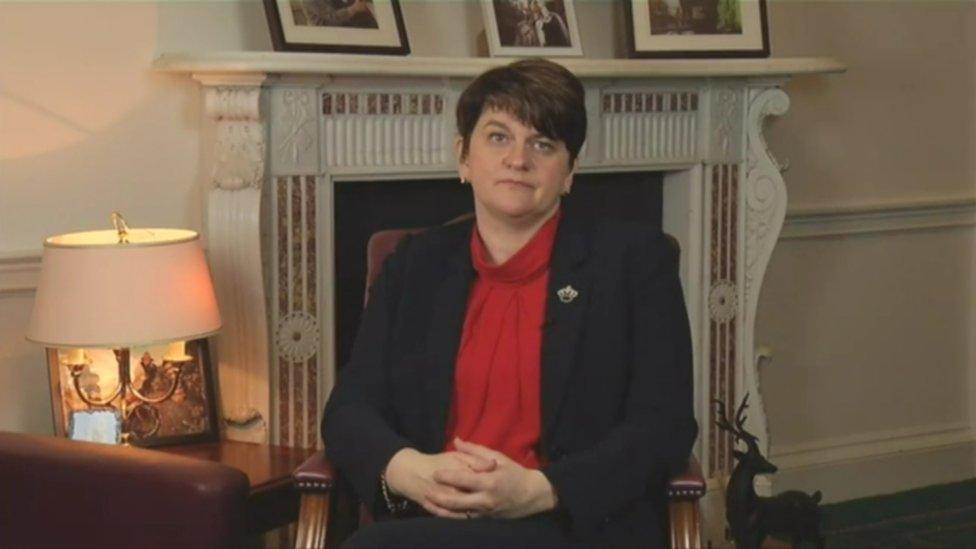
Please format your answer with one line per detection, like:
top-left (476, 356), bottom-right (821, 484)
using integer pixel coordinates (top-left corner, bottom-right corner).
top-left (503, 143), bottom-right (531, 170)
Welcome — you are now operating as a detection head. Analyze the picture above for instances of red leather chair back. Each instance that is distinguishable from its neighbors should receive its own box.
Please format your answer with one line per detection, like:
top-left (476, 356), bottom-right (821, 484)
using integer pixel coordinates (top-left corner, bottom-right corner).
top-left (364, 213), bottom-right (476, 303)
top-left (364, 228), bottom-right (424, 306)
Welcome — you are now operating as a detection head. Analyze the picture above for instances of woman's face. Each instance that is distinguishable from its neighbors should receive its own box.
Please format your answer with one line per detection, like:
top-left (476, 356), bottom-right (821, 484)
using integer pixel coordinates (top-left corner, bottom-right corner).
top-left (457, 108), bottom-right (575, 228)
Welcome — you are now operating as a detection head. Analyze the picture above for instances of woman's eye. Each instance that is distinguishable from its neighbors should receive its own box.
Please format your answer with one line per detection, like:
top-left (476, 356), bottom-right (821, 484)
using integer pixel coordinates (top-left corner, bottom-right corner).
top-left (488, 132), bottom-right (508, 143)
top-left (534, 140), bottom-right (556, 152)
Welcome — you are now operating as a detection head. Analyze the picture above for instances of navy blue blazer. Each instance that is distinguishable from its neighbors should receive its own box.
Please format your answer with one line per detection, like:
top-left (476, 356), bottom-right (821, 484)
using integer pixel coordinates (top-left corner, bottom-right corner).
top-left (323, 210), bottom-right (697, 546)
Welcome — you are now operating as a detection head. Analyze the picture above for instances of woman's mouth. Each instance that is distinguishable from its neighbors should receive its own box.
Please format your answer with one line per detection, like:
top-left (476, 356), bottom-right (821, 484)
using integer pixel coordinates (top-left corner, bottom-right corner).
top-left (497, 179), bottom-right (534, 189)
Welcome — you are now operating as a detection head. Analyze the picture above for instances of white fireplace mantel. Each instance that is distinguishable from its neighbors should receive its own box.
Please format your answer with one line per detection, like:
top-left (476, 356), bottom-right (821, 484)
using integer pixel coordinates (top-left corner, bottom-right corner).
top-left (153, 54), bottom-right (844, 494)
top-left (155, 51), bottom-right (843, 79)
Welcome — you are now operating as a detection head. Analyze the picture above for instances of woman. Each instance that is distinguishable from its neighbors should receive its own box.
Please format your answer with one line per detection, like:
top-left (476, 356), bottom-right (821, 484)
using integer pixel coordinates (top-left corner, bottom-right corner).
top-left (324, 58), bottom-right (697, 549)
top-left (531, 0), bottom-right (571, 48)
top-left (300, 0), bottom-right (377, 29)
top-left (513, 2), bottom-right (540, 47)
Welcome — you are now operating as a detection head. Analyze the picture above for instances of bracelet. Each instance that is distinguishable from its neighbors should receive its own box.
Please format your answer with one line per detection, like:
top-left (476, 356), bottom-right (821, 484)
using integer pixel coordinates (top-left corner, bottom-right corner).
top-left (380, 473), bottom-right (410, 515)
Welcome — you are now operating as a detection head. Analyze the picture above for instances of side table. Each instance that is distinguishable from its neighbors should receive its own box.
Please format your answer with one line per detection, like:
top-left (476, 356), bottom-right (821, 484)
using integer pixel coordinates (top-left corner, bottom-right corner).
top-left (162, 440), bottom-right (314, 540)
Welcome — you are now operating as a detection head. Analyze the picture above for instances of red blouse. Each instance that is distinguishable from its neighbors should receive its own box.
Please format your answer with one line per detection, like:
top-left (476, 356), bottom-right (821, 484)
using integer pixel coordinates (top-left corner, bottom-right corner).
top-left (444, 210), bottom-right (561, 469)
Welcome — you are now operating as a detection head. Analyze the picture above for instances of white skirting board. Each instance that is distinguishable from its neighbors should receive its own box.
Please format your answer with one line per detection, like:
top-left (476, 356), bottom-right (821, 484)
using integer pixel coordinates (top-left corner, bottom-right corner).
top-left (699, 437), bottom-right (975, 545)
top-left (769, 426), bottom-right (976, 504)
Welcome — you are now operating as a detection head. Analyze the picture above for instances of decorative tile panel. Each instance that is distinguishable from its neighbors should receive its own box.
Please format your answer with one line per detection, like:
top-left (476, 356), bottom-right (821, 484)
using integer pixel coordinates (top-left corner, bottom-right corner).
top-left (708, 163), bottom-right (740, 477)
top-left (272, 175), bottom-right (321, 450)
top-left (601, 91), bottom-right (699, 113)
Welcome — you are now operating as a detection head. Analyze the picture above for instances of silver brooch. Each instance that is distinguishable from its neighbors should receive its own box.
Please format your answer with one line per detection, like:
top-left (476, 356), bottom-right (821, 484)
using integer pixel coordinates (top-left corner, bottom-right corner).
top-left (557, 285), bottom-right (579, 304)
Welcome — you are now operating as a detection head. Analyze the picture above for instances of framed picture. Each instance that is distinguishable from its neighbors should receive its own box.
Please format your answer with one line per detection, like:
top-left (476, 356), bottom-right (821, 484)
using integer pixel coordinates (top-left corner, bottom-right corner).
top-left (482, 0), bottom-right (583, 57)
top-left (47, 339), bottom-right (219, 447)
top-left (68, 409), bottom-right (122, 445)
top-left (625, 0), bottom-right (769, 58)
top-left (263, 0), bottom-right (410, 54)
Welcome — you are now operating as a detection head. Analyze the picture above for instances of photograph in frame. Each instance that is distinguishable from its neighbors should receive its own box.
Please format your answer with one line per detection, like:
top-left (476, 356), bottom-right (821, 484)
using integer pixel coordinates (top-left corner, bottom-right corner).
top-left (482, 0), bottom-right (583, 57)
top-left (46, 339), bottom-right (219, 447)
top-left (264, 0), bottom-right (410, 54)
top-left (69, 409), bottom-right (122, 445)
top-left (625, 0), bottom-right (769, 58)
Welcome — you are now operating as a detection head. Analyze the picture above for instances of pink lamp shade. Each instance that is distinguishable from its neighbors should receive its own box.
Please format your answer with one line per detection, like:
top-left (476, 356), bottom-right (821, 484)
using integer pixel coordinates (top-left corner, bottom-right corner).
top-left (26, 228), bottom-right (221, 348)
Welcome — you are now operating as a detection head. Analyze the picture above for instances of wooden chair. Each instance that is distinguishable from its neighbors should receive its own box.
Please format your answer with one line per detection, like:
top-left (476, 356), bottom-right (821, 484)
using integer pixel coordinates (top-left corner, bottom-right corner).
top-left (293, 227), bottom-right (706, 549)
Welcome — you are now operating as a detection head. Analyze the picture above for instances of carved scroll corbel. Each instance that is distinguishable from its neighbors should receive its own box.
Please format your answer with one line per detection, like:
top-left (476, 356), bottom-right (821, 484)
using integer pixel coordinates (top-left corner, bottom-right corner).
top-left (203, 85), bottom-right (267, 190)
top-left (194, 75), bottom-right (272, 443)
top-left (741, 87), bottom-right (791, 459)
top-left (744, 88), bottom-right (790, 315)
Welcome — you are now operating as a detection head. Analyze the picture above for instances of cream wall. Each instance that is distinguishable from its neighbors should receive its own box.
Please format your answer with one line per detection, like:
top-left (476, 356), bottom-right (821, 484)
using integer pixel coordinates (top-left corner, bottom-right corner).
top-left (3, 3), bottom-right (203, 252)
top-left (0, 2), bottom-right (231, 434)
top-left (762, 230), bottom-right (972, 442)
top-left (768, 0), bottom-right (976, 209)
top-left (0, 0), bottom-right (973, 504)
top-left (759, 227), bottom-right (976, 502)
top-left (760, 0), bottom-right (976, 501)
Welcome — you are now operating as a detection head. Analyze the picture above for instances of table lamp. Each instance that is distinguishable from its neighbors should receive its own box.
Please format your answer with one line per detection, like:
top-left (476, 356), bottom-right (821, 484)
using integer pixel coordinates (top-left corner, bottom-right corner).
top-left (26, 214), bottom-right (221, 444)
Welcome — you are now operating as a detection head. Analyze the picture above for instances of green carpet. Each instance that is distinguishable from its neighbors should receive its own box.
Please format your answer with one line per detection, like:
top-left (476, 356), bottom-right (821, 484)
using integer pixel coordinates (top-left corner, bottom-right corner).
top-left (821, 479), bottom-right (976, 548)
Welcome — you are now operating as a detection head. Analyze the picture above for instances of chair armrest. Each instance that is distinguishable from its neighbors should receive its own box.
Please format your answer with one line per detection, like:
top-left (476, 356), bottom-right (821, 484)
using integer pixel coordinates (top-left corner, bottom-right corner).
top-left (667, 455), bottom-right (706, 501)
top-left (293, 450), bottom-right (337, 549)
top-left (0, 431), bottom-right (249, 549)
top-left (667, 456), bottom-right (705, 549)
top-left (293, 449), bottom-right (336, 492)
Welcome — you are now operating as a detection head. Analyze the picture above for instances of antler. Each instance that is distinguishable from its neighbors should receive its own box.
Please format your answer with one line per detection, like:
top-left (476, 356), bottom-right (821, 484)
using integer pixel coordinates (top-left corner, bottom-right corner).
top-left (712, 394), bottom-right (756, 443)
top-left (712, 398), bottom-right (739, 438)
top-left (734, 393), bottom-right (750, 433)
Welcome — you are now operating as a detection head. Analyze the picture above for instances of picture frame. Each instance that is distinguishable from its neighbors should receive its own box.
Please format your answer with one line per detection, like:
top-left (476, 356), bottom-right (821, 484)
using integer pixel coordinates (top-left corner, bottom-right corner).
top-left (263, 0), bottom-right (410, 55)
top-left (47, 339), bottom-right (219, 448)
top-left (68, 409), bottom-right (122, 445)
top-left (625, 0), bottom-right (769, 58)
top-left (481, 0), bottom-right (583, 57)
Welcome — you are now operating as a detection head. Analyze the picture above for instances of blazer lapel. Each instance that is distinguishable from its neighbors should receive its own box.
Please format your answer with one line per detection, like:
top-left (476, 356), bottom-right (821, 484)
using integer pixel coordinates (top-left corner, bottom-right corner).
top-left (540, 215), bottom-right (591, 441)
top-left (423, 223), bottom-right (475, 451)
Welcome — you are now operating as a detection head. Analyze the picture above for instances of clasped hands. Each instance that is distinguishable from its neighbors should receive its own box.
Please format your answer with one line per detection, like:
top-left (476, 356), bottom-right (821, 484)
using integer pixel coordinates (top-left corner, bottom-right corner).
top-left (384, 437), bottom-right (557, 519)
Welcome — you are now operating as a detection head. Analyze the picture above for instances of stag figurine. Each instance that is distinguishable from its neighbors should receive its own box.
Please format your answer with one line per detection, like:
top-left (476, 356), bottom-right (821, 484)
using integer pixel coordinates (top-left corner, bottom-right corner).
top-left (714, 395), bottom-right (824, 549)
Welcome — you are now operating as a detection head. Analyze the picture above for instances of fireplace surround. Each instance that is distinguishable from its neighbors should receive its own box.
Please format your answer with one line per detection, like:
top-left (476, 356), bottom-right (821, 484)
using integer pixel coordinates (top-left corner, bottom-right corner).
top-left (154, 53), bottom-right (843, 489)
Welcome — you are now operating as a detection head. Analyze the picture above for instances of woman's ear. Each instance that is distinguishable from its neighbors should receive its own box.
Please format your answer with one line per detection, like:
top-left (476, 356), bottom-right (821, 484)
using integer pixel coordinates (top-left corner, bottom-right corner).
top-left (454, 136), bottom-right (465, 163)
top-left (455, 137), bottom-right (470, 181)
top-left (561, 158), bottom-right (578, 195)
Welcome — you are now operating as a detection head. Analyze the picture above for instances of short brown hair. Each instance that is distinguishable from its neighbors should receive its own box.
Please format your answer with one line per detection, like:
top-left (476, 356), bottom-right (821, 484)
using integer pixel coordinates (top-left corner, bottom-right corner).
top-left (456, 58), bottom-right (587, 164)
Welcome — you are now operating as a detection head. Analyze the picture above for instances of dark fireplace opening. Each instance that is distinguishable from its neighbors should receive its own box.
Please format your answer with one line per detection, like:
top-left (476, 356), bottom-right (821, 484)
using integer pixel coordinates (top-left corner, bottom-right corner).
top-left (333, 171), bottom-right (664, 370)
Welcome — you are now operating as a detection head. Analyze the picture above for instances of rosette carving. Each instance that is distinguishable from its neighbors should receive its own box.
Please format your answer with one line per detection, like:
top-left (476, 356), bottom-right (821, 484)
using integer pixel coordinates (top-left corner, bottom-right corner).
top-left (275, 311), bottom-right (320, 363)
top-left (708, 280), bottom-right (738, 323)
